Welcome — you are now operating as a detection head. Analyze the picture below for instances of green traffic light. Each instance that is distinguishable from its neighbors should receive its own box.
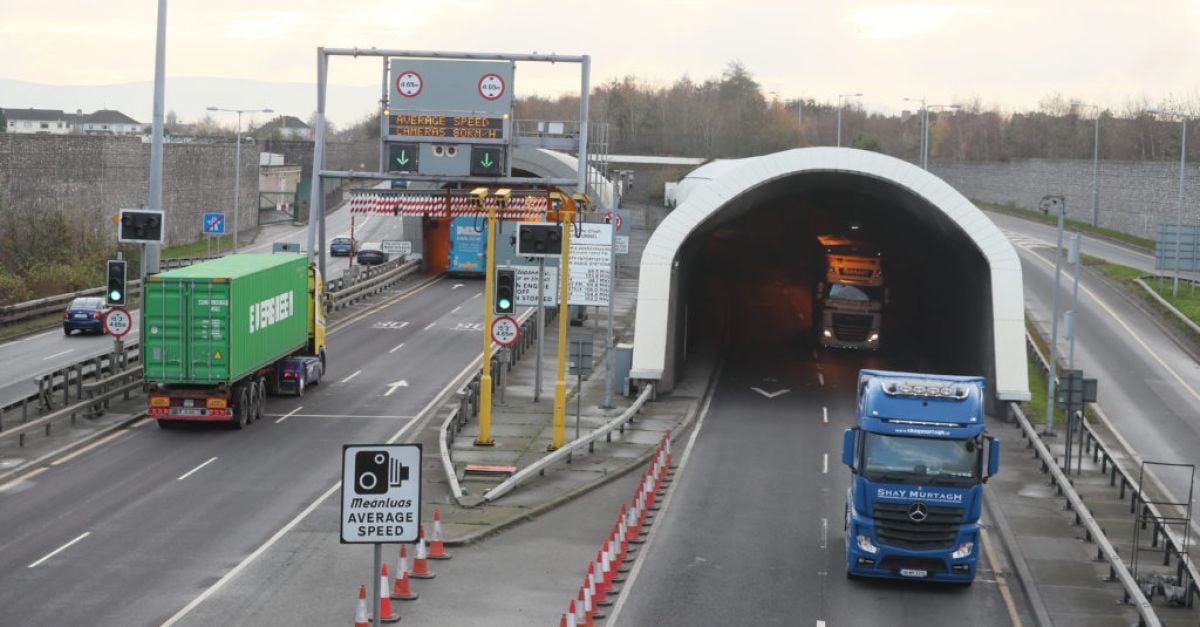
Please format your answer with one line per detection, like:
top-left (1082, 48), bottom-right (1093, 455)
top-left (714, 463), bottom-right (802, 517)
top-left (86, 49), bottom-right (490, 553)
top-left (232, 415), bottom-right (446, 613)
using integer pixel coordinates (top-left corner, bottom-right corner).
top-left (110, 289), bottom-right (122, 301)
top-left (498, 298), bottom-right (512, 310)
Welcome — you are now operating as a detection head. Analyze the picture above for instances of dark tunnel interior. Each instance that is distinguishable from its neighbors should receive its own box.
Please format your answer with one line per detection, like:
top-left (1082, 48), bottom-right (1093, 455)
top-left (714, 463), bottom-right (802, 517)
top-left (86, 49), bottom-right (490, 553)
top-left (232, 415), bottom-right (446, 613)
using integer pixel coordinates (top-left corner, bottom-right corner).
top-left (674, 172), bottom-right (995, 390)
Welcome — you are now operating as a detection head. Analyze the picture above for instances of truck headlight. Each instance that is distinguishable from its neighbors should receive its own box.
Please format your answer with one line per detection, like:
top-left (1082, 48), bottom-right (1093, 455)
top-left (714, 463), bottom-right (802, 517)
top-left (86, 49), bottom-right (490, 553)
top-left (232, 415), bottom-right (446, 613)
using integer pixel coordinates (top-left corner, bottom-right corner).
top-left (951, 541), bottom-right (974, 559)
top-left (868, 333), bottom-right (879, 342)
top-left (856, 534), bottom-right (879, 554)
top-left (824, 329), bottom-right (833, 338)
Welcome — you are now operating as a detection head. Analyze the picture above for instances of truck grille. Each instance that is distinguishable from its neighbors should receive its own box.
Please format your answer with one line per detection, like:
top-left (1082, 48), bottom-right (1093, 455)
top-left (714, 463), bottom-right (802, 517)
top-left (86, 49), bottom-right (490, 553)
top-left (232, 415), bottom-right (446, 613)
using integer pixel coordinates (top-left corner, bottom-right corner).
top-left (832, 313), bottom-right (873, 342)
top-left (872, 502), bottom-right (963, 550)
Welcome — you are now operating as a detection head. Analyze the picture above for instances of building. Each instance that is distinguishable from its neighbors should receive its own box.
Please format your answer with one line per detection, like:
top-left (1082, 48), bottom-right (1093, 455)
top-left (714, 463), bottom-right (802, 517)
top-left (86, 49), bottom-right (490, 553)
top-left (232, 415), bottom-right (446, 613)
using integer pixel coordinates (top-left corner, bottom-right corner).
top-left (254, 115), bottom-right (313, 140)
top-left (1, 108), bottom-right (145, 135)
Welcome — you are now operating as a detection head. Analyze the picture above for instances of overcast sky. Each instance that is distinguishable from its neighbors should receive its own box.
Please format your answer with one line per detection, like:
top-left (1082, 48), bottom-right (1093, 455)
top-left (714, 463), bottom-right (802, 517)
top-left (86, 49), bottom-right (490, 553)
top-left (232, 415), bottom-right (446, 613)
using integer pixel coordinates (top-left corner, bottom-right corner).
top-left (3, 0), bottom-right (1199, 124)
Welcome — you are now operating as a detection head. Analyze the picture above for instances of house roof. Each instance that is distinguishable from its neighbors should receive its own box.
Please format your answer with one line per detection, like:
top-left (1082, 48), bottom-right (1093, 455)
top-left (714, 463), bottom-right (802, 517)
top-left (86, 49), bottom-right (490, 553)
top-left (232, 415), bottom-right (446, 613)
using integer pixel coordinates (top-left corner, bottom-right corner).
top-left (83, 109), bottom-right (141, 125)
top-left (258, 115), bottom-right (312, 132)
top-left (2, 108), bottom-right (71, 122)
top-left (0, 107), bottom-right (143, 125)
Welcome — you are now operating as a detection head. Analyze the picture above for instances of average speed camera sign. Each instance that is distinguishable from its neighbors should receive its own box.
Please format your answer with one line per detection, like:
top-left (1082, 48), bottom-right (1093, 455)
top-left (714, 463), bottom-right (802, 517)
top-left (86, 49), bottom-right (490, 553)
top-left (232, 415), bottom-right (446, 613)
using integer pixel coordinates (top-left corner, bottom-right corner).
top-left (491, 315), bottom-right (519, 347)
top-left (103, 307), bottom-right (132, 338)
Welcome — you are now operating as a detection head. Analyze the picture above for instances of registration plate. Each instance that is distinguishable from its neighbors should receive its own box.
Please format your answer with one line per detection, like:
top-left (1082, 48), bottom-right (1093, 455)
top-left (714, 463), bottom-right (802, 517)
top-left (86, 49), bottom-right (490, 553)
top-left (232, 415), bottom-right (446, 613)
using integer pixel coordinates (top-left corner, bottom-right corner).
top-left (74, 314), bottom-right (87, 319)
top-left (899, 568), bottom-right (928, 578)
top-left (172, 408), bottom-right (205, 416)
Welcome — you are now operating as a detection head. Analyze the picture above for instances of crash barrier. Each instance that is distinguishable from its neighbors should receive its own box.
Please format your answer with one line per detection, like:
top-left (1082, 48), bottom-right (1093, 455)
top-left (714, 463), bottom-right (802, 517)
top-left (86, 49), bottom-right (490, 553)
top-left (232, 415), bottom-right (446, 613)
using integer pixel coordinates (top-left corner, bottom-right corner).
top-left (349, 510), bottom-right (452, 624)
top-left (1020, 335), bottom-right (1162, 626)
top-left (0, 256), bottom-right (217, 329)
top-left (0, 366), bottom-right (143, 448)
top-left (482, 382), bottom-right (654, 503)
top-left (325, 259), bottom-right (421, 313)
top-left (440, 307), bottom-right (554, 501)
top-left (1028, 334), bottom-right (1199, 614)
top-left (1133, 276), bottom-right (1200, 337)
top-left (557, 434), bottom-right (674, 626)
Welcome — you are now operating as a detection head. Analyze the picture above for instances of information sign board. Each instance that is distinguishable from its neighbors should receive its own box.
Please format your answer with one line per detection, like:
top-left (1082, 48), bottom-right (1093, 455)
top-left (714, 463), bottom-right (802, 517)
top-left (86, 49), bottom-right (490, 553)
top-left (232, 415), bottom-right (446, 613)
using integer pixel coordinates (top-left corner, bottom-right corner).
top-left (1155, 224), bottom-right (1200, 272)
top-left (509, 223), bottom-right (613, 307)
top-left (203, 212), bottom-right (226, 235)
top-left (388, 59), bottom-right (514, 115)
top-left (381, 240), bottom-right (412, 256)
top-left (340, 444), bottom-right (422, 544)
top-left (388, 114), bottom-right (505, 141)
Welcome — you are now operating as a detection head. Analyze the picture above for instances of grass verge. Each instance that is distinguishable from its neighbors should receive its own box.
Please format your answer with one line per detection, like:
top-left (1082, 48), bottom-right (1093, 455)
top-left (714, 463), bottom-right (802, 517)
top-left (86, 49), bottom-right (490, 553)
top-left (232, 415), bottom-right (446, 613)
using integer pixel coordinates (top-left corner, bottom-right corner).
top-left (975, 199), bottom-right (1155, 251)
top-left (1087, 257), bottom-right (1200, 348)
top-left (1022, 317), bottom-right (1066, 429)
top-left (161, 235), bottom-right (235, 259)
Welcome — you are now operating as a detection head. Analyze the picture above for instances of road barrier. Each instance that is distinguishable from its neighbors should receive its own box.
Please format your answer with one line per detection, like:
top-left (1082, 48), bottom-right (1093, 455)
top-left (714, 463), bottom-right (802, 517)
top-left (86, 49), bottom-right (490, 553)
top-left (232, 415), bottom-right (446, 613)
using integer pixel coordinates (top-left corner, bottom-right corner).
top-left (324, 259), bottom-right (420, 313)
top-left (0, 366), bottom-right (143, 448)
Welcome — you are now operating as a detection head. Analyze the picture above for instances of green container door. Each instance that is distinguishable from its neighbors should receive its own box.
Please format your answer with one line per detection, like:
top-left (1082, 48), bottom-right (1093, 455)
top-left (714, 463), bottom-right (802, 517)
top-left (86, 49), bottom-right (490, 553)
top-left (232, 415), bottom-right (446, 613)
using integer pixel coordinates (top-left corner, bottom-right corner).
top-left (227, 258), bottom-right (308, 381)
top-left (142, 280), bottom-right (233, 383)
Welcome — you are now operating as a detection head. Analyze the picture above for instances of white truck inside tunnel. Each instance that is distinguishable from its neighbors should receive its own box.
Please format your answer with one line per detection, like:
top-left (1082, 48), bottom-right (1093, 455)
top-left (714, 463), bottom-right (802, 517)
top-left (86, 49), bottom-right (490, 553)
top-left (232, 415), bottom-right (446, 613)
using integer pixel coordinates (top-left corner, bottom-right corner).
top-left (630, 147), bottom-right (1030, 404)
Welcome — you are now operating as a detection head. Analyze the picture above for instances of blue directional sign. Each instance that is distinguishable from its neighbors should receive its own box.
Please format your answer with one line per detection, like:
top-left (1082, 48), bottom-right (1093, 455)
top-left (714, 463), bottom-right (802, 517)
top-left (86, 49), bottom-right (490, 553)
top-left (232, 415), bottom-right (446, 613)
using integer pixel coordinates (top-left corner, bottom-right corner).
top-left (203, 213), bottom-right (226, 235)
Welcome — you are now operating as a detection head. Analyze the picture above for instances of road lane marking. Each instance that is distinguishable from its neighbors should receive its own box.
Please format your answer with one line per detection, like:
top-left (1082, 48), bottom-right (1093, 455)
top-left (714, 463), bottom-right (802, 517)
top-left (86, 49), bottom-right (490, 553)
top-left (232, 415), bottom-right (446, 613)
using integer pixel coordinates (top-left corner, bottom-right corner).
top-left (28, 532), bottom-right (90, 568)
top-left (43, 349), bottom-right (74, 360)
top-left (423, 322), bottom-right (436, 331)
top-left (820, 518), bottom-right (828, 549)
top-left (177, 457), bottom-right (218, 481)
top-left (473, 292), bottom-right (481, 299)
top-left (264, 413), bottom-right (414, 419)
top-left (0, 467), bottom-right (46, 492)
top-left (389, 342), bottom-right (405, 354)
top-left (451, 305), bottom-right (461, 313)
top-left (981, 526), bottom-right (1022, 627)
top-left (817, 372), bottom-right (825, 387)
top-left (817, 622), bottom-right (826, 627)
top-left (52, 430), bottom-right (132, 466)
top-left (823, 453), bottom-right (828, 474)
top-left (339, 370), bottom-right (362, 384)
top-left (274, 406), bottom-right (302, 424)
top-left (1025, 248), bottom-right (1200, 404)
top-left (328, 275), bottom-right (443, 335)
top-left (822, 407), bottom-right (829, 424)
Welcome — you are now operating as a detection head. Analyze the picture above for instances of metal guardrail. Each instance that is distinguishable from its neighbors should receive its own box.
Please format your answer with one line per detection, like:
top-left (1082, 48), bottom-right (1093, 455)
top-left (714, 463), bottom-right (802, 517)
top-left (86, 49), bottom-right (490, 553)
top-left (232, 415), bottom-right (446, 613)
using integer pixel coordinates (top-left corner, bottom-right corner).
top-left (1134, 276), bottom-right (1200, 336)
top-left (325, 259), bottom-right (420, 312)
top-left (0, 366), bottom-right (143, 447)
top-left (482, 384), bottom-right (654, 503)
top-left (1028, 333), bottom-right (1199, 613)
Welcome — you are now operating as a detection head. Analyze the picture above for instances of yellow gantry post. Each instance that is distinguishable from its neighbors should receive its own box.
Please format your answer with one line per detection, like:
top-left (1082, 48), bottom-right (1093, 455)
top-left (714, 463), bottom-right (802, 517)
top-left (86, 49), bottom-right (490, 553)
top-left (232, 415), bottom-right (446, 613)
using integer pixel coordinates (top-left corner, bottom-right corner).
top-left (550, 193), bottom-right (587, 450)
top-left (475, 187), bottom-right (497, 446)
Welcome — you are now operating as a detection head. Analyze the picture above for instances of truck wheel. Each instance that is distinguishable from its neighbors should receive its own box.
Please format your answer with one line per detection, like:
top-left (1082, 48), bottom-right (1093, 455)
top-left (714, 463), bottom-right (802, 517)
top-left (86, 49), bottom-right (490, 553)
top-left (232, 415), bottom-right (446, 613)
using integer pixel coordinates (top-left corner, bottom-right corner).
top-left (232, 388), bottom-right (250, 429)
top-left (319, 349), bottom-right (326, 371)
top-left (297, 374), bottom-right (306, 398)
top-left (255, 379), bottom-right (266, 422)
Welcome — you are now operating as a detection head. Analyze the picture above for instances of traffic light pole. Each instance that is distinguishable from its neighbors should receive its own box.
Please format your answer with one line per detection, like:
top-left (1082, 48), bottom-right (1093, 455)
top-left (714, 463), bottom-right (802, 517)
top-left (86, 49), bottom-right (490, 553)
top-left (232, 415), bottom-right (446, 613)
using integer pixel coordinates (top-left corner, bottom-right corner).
top-left (550, 199), bottom-right (576, 450)
top-left (475, 200), bottom-right (498, 447)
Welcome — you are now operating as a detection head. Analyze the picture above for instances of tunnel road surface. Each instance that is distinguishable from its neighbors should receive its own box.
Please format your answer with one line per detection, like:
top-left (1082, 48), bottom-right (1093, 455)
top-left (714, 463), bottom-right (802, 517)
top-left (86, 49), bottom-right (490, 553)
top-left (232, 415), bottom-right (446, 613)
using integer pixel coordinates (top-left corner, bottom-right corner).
top-left (0, 276), bottom-right (483, 626)
top-left (612, 347), bottom-right (1021, 627)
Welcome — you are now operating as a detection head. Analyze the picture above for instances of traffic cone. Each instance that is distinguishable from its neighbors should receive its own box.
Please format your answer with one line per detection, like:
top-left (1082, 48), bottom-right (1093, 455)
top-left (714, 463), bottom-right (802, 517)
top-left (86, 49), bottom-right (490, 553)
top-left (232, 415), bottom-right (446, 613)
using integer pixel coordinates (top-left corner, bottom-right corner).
top-left (575, 590), bottom-right (588, 627)
top-left (378, 563), bottom-right (401, 623)
top-left (587, 571), bottom-right (606, 619)
top-left (428, 508), bottom-right (452, 560)
top-left (390, 545), bottom-right (418, 601)
top-left (410, 533), bottom-right (436, 579)
top-left (565, 599), bottom-right (578, 627)
top-left (608, 538), bottom-right (627, 582)
top-left (664, 431), bottom-right (675, 473)
top-left (353, 584), bottom-right (369, 627)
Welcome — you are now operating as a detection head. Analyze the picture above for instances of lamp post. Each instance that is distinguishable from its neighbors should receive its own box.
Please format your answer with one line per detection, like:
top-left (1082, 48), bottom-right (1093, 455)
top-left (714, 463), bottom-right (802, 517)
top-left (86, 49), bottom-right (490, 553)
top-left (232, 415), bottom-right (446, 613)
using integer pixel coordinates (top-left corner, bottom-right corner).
top-left (903, 96), bottom-right (926, 167)
top-left (837, 93), bottom-right (862, 147)
top-left (1149, 110), bottom-right (1192, 296)
top-left (923, 104), bottom-right (960, 169)
top-left (1073, 103), bottom-right (1102, 227)
top-left (206, 106), bottom-right (274, 252)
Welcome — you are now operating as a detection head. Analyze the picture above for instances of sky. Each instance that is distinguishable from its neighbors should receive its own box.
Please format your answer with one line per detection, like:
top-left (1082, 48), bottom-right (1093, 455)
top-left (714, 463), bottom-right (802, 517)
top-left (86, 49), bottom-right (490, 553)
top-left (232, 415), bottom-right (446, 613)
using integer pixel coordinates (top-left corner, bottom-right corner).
top-left (2, 0), bottom-right (1200, 126)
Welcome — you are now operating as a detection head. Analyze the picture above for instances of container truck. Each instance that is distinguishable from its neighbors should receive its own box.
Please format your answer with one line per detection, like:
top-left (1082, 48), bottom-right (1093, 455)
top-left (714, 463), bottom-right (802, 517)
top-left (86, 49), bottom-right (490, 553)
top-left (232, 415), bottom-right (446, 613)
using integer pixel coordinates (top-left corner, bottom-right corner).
top-left (842, 370), bottom-right (1000, 583)
top-left (141, 253), bottom-right (327, 428)
top-left (815, 234), bottom-right (884, 350)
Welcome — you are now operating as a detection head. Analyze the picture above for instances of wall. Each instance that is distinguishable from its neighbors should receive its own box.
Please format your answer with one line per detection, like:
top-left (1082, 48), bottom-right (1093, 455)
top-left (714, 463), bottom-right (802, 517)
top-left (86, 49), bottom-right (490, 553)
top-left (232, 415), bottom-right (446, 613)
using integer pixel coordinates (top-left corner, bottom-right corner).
top-left (930, 158), bottom-right (1200, 240)
top-left (0, 134), bottom-right (259, 246)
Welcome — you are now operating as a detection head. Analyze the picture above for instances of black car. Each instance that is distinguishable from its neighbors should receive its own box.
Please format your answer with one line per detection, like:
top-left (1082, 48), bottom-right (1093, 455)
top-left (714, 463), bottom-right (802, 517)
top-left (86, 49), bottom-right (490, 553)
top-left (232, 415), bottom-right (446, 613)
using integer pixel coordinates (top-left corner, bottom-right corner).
top-left (356, 243), bottom-right (390, 266)
top-left (63, 297), bottom-right (108, 335)
top-left (330, 237), bottom-right (355, 257)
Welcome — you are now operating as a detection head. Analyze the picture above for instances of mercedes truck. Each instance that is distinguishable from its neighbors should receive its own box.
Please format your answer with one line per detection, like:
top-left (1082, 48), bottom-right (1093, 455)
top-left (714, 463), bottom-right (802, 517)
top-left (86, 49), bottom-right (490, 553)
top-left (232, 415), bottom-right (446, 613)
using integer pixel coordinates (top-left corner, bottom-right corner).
top-left (842, 370), bottom-right (1000, 583)
top-left (141, 253), bottom-right (327, 428)
top-left (815, 235), bottom-right (884, 350)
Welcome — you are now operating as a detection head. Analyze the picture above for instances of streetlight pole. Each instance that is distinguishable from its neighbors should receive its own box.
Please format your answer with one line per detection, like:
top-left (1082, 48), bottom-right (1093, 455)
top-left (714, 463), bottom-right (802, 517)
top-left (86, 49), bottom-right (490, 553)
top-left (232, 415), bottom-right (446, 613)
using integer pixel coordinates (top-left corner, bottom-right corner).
top-left (1175, 114), bottom-right (1191, 297)
top-left (1074, 103), bottom-right (1102, 227)
top-left (1041, 194), bottom-right (1066, 435)
top-left (924, 104), bottom-right (960, 170)
top-left (207, 106), bottom-right (274, 253)
top-left (837, 93), bottom-right (862, 147)
top-left (903, 97), bottom-right (926, 167)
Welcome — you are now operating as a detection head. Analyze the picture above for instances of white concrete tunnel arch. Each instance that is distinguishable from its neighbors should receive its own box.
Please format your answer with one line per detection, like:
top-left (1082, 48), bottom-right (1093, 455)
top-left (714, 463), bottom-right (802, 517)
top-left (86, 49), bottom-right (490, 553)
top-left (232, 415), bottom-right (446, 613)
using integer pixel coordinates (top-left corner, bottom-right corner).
top-left (630, 147), bottom-right (1031, 402)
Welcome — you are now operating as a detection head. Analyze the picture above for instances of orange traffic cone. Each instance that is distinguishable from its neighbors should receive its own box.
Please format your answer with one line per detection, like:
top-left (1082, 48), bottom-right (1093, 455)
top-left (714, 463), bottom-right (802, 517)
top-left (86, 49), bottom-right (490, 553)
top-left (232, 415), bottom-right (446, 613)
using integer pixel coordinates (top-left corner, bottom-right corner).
top-left (587, 571), bottom-right (606, 619)
top-left (390, 545), bottom-right (418, 601)
top-left (378, 563), bottom-right (401, 623)
top-left (410, 532), bottom-right (436, 579)
top-left (565, 599), bottom-right (578, 627)
top-left (574, 593), bottom-right (587, 627)
top-left (353, 584), bottom-right (369, 627)
top-left (428, 508), bottom-right (452, 560)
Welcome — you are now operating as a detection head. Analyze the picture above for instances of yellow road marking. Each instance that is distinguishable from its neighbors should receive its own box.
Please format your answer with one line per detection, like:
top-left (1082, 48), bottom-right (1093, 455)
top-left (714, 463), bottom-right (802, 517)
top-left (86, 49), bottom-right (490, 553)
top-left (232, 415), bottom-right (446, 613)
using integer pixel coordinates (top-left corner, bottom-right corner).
top-left (0, 467), bottom-right (46, 492)
top-left (981, 527), bottom-right (1022, 627)
top-left (51, 428), bottom-right (134, 466)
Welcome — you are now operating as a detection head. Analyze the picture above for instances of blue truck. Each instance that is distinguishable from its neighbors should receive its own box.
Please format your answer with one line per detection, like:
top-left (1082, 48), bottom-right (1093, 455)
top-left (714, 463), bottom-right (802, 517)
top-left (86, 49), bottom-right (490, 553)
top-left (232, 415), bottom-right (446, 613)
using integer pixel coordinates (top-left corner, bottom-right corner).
top-left (842, 370), bottom-right (1000, 583)
top-left (448, 216), bottom-right (486, 276)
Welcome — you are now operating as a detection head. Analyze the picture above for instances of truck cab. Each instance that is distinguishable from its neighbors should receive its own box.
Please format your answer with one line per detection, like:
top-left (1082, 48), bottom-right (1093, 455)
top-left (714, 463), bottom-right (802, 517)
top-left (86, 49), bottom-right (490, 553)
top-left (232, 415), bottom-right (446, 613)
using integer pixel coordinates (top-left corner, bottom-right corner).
top-left (842, 370), bottom-right (1000, 583)
top-left (816, 235), bottom-right (884, 350)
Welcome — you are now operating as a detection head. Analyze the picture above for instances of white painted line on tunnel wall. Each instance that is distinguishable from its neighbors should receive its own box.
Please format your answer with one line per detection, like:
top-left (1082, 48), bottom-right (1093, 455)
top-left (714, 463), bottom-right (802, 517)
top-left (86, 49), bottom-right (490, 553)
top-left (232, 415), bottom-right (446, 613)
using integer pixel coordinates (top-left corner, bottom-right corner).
top-left (823, 453), bottom-right (828, 474)
top-left (389, 342), bottom-right (405, 354)
top-left (822, 407), bottom-right (829, 424)
top-left (339, 370), bottom-right (362, 384)
top-left (177, 457), bottom-right (218, 481)
top-left (28, 532), bottom-right (90, 568)
top-left (275, 407), bottom-right (302, 424)
top-left (43, 349), bottom-right (74, 360)
top-left (423, 322), bottom-right (436, 331)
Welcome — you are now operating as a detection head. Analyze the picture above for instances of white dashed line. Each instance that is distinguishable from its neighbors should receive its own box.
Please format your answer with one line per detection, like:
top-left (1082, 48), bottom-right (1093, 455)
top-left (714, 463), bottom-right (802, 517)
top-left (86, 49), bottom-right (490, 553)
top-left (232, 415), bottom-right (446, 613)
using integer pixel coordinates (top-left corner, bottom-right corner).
top-left (823, 453), bottom-right (828, 474)
top-left (822, 407), bottom-right (828, 424)
top-left (820, 518), bottom-right (828, 549)
top-left (339, 370), bottom-right (362, 384)
top-left (275, 406), bottom-right (303, 424)
top-left (451, 306), bottom-right (461, 313)
top-left (423, 322), bottom-right (435, 331)
top-left (389, 343), bottom-right (405, 354)
top-left (44, 349), bottom-right (74, 360)
top-left (817, 372), bottom-right (825, 387)
top-left (28, 532), bottom-right (91, 568)
top-left (177, 457), bottom-right (218, 481)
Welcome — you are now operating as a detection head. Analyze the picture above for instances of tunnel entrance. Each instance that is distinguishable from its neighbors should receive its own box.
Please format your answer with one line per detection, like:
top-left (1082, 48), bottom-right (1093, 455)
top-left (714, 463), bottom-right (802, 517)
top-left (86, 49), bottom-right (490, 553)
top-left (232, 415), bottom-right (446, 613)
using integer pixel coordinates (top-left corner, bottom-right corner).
top-left (631, 148), bottom-right (1028, 403)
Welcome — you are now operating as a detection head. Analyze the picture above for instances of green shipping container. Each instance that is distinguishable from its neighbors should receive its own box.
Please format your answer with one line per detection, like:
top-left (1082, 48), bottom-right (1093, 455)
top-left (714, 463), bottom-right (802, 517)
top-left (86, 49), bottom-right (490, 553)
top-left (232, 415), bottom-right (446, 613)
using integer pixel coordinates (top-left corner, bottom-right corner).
top-left (142, 254), bottom-right (310, 385)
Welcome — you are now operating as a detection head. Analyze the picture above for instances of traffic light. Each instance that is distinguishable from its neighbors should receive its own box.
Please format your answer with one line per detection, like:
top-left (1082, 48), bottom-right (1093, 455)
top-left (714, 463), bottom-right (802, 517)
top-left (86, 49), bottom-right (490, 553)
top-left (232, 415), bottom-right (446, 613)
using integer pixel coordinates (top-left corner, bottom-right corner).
top-left (517, 223), bottom-right (563, 256)
top-left (118, 208), bottom-right (165, 243)
top-left (495, 268), bottom-right (515, 315)
top-left (106, 260), bottom-right (127, 306)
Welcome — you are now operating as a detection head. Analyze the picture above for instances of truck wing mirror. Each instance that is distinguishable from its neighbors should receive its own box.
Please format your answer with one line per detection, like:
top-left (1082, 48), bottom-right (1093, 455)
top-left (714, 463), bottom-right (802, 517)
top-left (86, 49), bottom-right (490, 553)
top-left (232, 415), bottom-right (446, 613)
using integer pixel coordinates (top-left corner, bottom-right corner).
top-left (842, 428), bottom-right (857, 470)
top-left (986, 437), bottom-right (1000, 480)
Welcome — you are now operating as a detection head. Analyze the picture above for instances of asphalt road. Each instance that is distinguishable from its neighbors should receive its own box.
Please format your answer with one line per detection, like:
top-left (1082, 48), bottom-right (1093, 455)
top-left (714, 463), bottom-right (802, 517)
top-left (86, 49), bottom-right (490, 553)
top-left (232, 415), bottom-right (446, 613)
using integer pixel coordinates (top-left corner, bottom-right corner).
top-left (612, 346), bottom-right (1017, 627)
top-left (0, 201), bottom-right (405, 409)
top-left (0, 275), bottom-right (485, 626)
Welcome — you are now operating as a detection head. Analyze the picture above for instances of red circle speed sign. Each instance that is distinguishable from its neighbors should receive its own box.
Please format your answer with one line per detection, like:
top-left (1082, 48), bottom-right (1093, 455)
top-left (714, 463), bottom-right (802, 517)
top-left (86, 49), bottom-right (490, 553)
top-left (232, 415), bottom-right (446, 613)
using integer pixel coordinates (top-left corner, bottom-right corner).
top-left (478, 73), bottom-right (505, 101)
top-left (103, 307), bottom-right (132, 338)
top-left (491, 315), bottom-right (519, 347)
top-left (395, 71), bottom-right (424, 98)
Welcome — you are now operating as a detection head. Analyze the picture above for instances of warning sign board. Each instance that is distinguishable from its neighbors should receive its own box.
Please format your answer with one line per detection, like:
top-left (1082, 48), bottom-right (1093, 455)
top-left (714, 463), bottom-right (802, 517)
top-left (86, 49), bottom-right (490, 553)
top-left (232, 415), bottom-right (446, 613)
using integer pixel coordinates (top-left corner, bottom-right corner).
top-left (508, 223), bottom-right (613, 307)
top-left (340, 444), bottom-right (422, 543)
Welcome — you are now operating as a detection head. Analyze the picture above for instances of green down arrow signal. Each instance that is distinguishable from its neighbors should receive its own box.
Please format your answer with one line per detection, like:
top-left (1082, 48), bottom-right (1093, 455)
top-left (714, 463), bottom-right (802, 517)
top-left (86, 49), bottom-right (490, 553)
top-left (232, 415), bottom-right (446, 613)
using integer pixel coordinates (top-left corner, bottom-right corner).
top-left (395, 150), bottom-right (410, 166)
top-left (480, 152), bottom-right (494, 168)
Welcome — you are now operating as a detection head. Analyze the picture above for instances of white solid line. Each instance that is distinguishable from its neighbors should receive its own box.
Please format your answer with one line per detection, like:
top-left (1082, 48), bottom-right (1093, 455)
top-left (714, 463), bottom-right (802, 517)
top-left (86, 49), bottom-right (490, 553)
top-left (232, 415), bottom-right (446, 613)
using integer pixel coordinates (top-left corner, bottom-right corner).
top-left (177, 457), bottom-right (218, 481)
top-left (823, 453), bottom-right (829, 474)
top-left (423, 322), bottom-right (436, 331)
top-left (28, 532), bottom-right (90, 568)
top-left (161, 483), bottom-right (341, 627)
top-left (451, 306), bottom-right (461, 313)
top-left (817, 372), bottom-right (825, 387)
top-left (822, 407), bottom-right (829, 424)
top-left (339, 370), bottom-right (361, 384)
top-left (43, 349), bottom-right (74, 360)
top-left (389, 343), bottom-right (405, 354)
top-left (265, 413), bottom-right (414, 420)
top-left (274, 406), bottom-right (303, 424)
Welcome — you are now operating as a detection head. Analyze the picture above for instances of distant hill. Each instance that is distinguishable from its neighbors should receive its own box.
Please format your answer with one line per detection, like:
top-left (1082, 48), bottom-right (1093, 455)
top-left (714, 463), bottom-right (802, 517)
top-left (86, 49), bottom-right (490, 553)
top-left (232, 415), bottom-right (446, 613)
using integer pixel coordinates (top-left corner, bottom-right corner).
top-left (0, 77), bottom-right (379, 129)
